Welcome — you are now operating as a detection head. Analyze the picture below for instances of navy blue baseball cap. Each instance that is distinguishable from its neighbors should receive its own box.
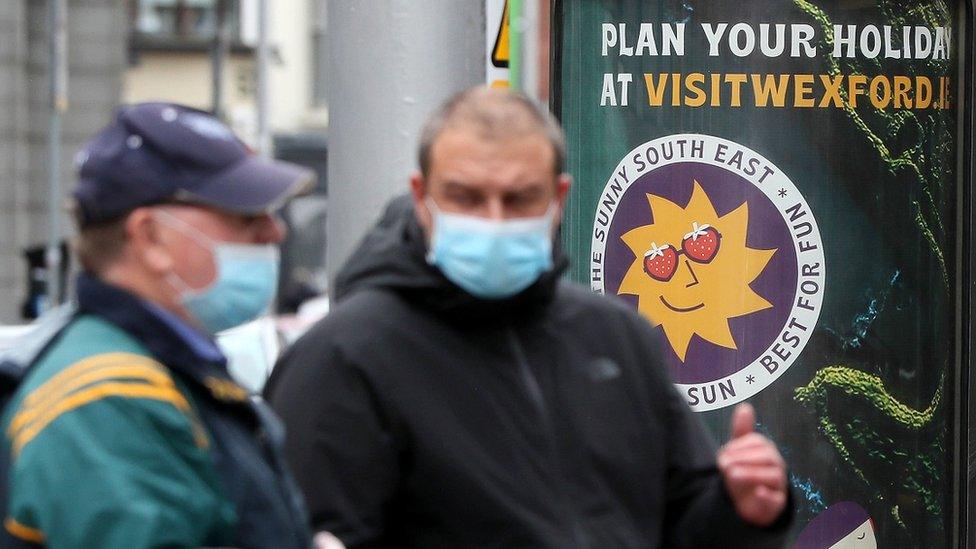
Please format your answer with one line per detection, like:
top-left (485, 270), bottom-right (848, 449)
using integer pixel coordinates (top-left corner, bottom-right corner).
top-left (72, 102), bottom-right (315, 226)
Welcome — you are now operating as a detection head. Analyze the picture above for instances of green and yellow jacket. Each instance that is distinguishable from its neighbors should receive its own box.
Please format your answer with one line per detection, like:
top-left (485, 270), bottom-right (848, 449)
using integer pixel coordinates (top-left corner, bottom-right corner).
top-left (0, 273), bottom-right (309, 548)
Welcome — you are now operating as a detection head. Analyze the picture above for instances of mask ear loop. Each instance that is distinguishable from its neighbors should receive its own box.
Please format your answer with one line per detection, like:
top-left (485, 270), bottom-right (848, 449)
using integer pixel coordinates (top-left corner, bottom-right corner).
top-left (153, 209), bottom-right (219, 249)
top-left (424, 196), bottom-right (443, 222)
top-left (164, 271), bottom-right (202, 301)
top-left (153, 209), bottom-right (220, 297)
top-left (545, 200), bottom-right (562, 237)
top-left (423, 197), bottom-right (442, 264)
top-left (546, 200), bottom-right (560, 218)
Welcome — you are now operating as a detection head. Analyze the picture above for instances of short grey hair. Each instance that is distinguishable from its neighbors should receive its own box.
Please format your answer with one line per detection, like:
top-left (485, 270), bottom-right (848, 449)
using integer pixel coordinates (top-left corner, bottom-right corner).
top-left (417, 87), bottom-right (566, 177)
top-left (73, 216), bottom-right (128, 274)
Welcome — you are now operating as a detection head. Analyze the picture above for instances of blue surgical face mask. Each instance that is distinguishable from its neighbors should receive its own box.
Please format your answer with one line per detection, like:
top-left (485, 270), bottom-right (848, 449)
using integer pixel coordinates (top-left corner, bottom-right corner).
top-left (425, 198), bottom-right (557, 299)
top-left (156, 211), bottom-right (279, 334)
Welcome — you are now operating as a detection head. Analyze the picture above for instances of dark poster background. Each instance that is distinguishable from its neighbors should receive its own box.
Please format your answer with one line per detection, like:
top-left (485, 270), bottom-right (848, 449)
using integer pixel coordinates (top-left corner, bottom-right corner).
top-left (554, 1), bottom-right (960, 546)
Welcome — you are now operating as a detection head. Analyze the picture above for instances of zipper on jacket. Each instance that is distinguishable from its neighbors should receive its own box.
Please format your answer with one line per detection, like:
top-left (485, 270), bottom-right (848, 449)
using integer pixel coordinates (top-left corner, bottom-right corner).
top-left (506, 328), bottom-right (588, 548)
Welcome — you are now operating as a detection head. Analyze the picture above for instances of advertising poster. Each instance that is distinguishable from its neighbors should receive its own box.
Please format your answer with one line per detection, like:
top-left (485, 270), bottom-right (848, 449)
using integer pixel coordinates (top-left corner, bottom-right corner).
top-left (554, 1), bottom-right (961, 546)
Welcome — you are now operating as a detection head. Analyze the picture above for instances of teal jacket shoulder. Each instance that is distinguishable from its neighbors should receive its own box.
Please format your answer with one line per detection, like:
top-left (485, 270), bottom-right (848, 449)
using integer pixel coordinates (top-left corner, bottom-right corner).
top-left (1, 314), bottom-right (236, 548)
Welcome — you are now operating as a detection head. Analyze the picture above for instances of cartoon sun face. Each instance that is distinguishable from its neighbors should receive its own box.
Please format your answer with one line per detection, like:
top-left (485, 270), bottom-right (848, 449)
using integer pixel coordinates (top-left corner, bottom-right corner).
top-left (618, 180), bottom-right (776, 361)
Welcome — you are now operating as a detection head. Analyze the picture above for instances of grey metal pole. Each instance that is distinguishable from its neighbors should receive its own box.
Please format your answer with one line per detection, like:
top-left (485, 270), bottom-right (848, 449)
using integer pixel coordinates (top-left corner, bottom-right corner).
top-left (211, 0), bottom-right (231, 119)
top-left (46, 0), bottom-right (67, 309)
top-left (520, 0), bottom-right (541, 101)
top-left (325, 0), bottom-right (485, 285)
top-left (255, 0), bottom-right (270, 156)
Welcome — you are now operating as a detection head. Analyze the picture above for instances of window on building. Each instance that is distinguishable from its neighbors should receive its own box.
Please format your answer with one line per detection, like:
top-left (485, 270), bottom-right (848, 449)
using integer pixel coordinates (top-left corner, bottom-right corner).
top-left (128, 0), bottom-right (245, 52)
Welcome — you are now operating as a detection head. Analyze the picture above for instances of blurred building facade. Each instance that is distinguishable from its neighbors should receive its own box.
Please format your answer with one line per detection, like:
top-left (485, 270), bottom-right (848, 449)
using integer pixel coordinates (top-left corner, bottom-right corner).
top-left (0, 0), bottom-right (127, 323)
top-left (0, 1), bottom-right (541, 323)
top-left (124, 0), bottom-right (328, 145)
top-left (0, 0), bottom-right (329, 323)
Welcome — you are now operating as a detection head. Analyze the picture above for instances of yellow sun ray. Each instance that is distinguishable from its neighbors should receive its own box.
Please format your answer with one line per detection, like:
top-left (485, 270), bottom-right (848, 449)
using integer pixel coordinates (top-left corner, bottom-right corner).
top-left (649, 192), bottom-right (689, 222)
top-left (685, 181), bottom-right (721, 220)
top-left (740, 248), bottom-right (776, 288)
top-left (719, 202), bottom-right (749, 248)
top-left (695, 317), bottom-right (737, 350)
top-left (661, 320), bottom-right (697, 360)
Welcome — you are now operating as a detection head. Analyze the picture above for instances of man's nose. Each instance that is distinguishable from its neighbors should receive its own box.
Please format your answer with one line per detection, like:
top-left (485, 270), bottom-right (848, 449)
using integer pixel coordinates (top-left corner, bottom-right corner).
top-left (484, 199), bottom-right (506, 221)
top-left (680, 259), bottom-right (701, 288)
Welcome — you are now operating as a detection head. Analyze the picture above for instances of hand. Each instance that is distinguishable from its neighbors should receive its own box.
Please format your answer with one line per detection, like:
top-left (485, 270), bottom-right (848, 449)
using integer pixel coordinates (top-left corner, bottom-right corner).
top-left (717, 403), bottom-right (788, 527)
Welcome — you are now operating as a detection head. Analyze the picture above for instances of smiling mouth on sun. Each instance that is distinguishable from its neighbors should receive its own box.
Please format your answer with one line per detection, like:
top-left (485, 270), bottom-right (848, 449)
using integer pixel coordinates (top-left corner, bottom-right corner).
top-left (659, 296), bottom-right (705, 313)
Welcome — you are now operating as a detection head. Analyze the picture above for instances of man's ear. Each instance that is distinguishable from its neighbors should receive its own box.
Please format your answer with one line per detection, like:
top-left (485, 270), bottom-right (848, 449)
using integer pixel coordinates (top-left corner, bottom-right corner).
top-left (555, 173), bottom-right (572, 217)
top-left (125, 208), bottom-right (173, 275)
top-left (410, 171), bottom-right (433, 234)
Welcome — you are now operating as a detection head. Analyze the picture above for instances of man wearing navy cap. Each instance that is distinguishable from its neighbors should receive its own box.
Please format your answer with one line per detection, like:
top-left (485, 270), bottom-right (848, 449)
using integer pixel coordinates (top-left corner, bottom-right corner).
top-left (0, 103), bottom-right (313, 548)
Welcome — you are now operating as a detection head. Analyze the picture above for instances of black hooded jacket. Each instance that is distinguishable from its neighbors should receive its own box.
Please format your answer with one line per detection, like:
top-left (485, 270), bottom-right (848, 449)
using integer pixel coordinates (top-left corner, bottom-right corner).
top-left (265, 195), bottom-right (791, 548)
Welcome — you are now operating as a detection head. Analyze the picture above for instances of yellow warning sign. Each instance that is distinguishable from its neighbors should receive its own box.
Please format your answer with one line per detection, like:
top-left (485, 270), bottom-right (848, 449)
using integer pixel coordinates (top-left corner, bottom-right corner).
top-left (486, 0), bottom-right (509, 87)
top-left (491, 0), bottom-right (510, 69)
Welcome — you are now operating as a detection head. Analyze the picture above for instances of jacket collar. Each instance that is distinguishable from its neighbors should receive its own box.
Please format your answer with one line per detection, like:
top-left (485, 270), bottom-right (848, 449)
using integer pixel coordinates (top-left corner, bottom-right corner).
top-left (75, 272), bottom-right (248, 402)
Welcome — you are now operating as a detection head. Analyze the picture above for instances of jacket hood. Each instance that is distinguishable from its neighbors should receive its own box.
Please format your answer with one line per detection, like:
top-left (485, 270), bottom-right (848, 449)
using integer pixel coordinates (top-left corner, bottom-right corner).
top-left (333, 194), bottom-right (568, 324)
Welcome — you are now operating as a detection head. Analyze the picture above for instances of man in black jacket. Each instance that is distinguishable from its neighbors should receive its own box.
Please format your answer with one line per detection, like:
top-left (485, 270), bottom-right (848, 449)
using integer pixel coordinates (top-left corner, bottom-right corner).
top-left (266, 87), bottom-right (792, 548)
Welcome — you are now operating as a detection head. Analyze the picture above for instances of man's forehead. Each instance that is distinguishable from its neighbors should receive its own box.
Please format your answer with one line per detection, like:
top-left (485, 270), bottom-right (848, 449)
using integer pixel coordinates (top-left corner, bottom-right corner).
top-left (428, 127), bottom-right (554, 167)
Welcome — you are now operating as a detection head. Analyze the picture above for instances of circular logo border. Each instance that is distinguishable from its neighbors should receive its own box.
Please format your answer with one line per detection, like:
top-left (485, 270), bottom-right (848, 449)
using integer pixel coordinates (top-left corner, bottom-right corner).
top-left (591, 134), bottom-right (826, 412)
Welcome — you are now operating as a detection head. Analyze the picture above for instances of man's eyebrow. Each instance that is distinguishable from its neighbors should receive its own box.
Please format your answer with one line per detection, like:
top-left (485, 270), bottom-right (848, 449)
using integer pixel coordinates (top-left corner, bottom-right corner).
top-left (506, 184), bottom-right (546, 197)
top-left (441, 180), bottom-right (478, 193)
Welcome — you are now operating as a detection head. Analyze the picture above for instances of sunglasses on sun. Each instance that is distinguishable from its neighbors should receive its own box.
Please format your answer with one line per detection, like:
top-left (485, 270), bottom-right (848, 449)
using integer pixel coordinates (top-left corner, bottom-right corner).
top-left (642, 222), bottom-right (722, 282)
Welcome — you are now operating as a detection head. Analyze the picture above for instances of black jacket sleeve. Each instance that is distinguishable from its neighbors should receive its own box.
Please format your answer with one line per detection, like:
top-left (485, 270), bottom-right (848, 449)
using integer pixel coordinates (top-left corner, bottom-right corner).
top-left (265, 332), bottom-right (399, 548)
top-left (626, 314), bottom-right (793, 548)
top-left (661, 380), bottom-right (793, 548)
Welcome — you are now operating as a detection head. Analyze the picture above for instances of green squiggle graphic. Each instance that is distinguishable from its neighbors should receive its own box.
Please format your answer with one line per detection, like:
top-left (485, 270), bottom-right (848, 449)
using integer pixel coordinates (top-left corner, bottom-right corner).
top-left (795, 366), bottom-right (945, 523)
top-left (795, 366), bottom-right (941, 429)
top-left (789, 1), bottom-right (952, 533)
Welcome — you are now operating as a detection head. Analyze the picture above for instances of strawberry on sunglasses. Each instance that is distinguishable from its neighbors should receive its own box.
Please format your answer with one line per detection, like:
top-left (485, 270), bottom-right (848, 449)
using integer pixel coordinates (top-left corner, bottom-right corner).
top-left (643, 222), bottom-right (722, 282)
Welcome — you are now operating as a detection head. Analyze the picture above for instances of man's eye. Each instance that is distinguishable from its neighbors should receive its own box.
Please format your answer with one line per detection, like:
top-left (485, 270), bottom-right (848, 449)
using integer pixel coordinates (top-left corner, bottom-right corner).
top-left (506, 195), bottom-right (542, 214)
top-left (505, 193), bottom-right (529, 207)
top-left (450, 194), bottom-right (478, 207)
